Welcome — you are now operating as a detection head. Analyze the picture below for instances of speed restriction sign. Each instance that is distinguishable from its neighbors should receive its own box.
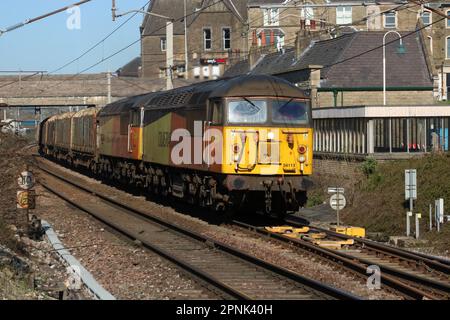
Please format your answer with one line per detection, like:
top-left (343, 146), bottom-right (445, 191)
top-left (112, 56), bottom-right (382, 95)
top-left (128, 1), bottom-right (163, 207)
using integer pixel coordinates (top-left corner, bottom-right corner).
top-left (17, 171), bottom-right (35, 190)
top-left (330, 193), bottom-right (346, 211)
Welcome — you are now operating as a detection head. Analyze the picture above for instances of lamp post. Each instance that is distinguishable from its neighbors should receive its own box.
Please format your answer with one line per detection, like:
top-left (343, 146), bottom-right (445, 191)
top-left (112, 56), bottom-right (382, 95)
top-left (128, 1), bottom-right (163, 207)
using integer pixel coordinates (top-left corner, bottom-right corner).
top-left (184, 0), bottom-right (189, 80)
top-left (383, 31), bottom-right (405, 153)
top-left (383, 31), bottom-right (405, 105)
top-left (113, 4), bottom-right (174, 90)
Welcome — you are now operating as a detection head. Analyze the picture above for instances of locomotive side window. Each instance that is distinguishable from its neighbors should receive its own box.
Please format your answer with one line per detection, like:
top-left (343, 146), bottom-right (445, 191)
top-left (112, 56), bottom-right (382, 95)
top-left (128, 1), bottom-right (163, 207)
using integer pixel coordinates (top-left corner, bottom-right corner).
top-left (272, 99), bottom-right (309, 124)
top-left (130, 110), bottom-right (140, 127)
top-left (120, 113), bottom-right (130, 135)
top-left (228, 99), bottom-right (267, 124)
top-left (210, 100), bottom-right (223, 125)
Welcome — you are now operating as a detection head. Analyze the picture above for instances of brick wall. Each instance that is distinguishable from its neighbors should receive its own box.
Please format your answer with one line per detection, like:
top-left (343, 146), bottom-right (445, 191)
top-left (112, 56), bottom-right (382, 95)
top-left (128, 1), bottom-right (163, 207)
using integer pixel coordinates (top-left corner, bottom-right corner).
top-left (313, 156), bottom-right (364, 179)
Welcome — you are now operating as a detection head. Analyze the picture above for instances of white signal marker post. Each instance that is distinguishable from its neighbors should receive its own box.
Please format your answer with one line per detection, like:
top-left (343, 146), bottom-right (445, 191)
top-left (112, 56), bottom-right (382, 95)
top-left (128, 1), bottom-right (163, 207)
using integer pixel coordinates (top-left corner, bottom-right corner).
top-left (435, 198), bottom-right (444, 232)
top-left (406, 212), bottom-right (412, 237)
top-left (429, 204), bottom-right (432, 231)
top-left (329, 187), bottom-right (346, 227)
top-left (415, 213), bottom-right (421, 239)
top-left (405, 169), bottom-right (417, 213)
top-left (405, 170), bottom-right (417, 237)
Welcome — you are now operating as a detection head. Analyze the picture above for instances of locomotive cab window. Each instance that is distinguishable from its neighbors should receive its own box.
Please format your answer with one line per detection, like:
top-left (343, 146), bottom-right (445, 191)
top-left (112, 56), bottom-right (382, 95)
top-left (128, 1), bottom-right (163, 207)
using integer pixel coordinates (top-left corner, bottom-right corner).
top-left (208, 100), bottom-right (223, 125)
top-left (228, 98), bottom-right (267, 124)
top-left (130, 110), bottom-right (141, 127)
top-left (272, 99), bottom-right (309, 124)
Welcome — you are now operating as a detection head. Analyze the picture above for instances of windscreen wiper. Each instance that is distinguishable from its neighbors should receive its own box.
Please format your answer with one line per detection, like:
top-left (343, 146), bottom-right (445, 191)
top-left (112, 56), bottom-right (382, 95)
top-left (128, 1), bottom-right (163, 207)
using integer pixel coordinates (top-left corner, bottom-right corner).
top-left (242, 97), bottom-right (259, 110)
top-left (278, 98), bottom-right (294, 111)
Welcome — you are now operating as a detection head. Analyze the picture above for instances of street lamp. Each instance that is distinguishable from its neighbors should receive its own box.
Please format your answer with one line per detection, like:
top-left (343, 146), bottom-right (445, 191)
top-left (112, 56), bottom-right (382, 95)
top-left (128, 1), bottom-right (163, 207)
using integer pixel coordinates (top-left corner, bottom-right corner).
top-left (112, 2), bottom-right (175, 90)
top-left (383, 31), bottom-right (406, 105)
top-left (383, 31), bottom-right (406, 154)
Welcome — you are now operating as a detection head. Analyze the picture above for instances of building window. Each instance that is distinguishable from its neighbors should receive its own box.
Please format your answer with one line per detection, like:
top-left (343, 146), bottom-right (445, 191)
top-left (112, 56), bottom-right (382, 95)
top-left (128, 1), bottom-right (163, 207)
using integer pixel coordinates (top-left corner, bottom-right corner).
top-left (203, 28), bottom-right (212, 50)
top-left (193, 66), bottom-right (201, 78)
top-left (160, 38), bottom-right (166, 52)
top-left (447, 37), bottom-right (450, 59)
top-left (202, 66), bottom-right (210, 78)
top-left (447, 10), bottom-right (450, 28)
top-left (336, 6), bottom-right (352, 25)
top-left (263, 8), bottom-right (279, 26)
top-left (212, 65), bottom-right (220, 78)
top-left (223, 28), bottom-right (231, 50)
top-left (420, 10), bottom-right (431, 26)
top-left (384, 12), bottom-right (396, 28)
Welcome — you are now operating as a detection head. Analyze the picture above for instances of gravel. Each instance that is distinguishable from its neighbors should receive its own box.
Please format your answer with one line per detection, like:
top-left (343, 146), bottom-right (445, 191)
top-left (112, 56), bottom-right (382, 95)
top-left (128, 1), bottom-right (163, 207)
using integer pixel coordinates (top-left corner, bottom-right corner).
top-left (35, 184), bottom-right (217, 300)
top-left (0, 133), bottom-right (91, 300)
top-left (37, 157), bottom-right (404, 300)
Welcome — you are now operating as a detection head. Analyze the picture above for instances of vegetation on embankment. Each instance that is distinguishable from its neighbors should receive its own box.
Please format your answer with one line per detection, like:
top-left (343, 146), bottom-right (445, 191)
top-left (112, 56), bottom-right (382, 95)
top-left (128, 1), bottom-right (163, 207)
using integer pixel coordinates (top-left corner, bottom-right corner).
top-left (308, 153), bottom-right (450, 252)
top-left (342, 154), bottom-right (450, 250)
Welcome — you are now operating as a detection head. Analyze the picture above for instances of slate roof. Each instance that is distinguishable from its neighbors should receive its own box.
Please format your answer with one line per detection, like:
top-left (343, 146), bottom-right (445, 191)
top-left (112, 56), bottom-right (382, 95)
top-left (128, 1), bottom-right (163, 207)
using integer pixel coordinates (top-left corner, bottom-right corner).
top-left (142, 0), bottom-right (247, 36)
top-left (224, 31), bottom-right (433, 88)
top-left (116, 57), bottom-right (141, 77)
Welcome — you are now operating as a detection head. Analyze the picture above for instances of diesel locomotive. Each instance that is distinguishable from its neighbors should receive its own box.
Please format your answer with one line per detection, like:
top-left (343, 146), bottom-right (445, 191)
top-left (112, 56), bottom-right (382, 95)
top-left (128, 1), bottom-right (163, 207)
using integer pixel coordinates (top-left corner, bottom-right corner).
top-left (39, 75), bottom-right (313, 217)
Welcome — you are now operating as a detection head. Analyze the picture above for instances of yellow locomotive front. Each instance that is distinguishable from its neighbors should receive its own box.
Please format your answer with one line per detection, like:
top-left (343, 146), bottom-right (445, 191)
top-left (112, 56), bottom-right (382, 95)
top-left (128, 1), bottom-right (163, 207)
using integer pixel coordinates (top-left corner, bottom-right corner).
top-left (205, 84), bottom-right (313, 216)
top-left (221, 97), bottom-right (312, 176)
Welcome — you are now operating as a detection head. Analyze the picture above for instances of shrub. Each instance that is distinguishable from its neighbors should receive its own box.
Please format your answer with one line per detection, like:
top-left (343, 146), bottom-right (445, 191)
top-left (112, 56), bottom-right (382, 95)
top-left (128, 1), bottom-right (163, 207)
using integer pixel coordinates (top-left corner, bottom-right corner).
top-left (361, 158), bottom-right (377, 177)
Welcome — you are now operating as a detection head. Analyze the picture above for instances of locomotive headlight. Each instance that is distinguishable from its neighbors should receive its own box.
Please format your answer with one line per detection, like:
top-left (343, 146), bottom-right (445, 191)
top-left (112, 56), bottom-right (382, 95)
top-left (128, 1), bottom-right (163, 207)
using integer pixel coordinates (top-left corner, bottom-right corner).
top-left (298, 145), bottom-right (307, 154)
top-left (267, 131), bottom-right (275, 140)
top-left (299, 155), bottom-right (306, 163)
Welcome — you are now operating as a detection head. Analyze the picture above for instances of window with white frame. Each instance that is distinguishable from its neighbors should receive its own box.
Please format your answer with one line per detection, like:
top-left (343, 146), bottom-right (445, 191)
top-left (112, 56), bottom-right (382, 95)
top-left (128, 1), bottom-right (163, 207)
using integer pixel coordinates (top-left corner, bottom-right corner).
top-left (336, 6), bottom-right (352, 25)
top-left (202, 66), bottom-right (210, 78)
top-left (203, 28), bottom-right (212, 50)
top-left (384, 12), bottom-right (396, 28)
top-left (263, 8), bottom-right (279, 26)
top-left (223, 28), bottom-right (231, 50)
top-left (420, 10), bottom-right (431, 26)
top-left (193, 66), bottom-right (201, 78)
top-left (160, 37), bottom-right (166, 51)
top-left (212, 65), bottom-right (220, 78)
top-left (447, 10), bottom-right (450, 28)
top-left (447, 37), bottom-right (450, 59)
top-left (301, 6), bottom-right (314, 26)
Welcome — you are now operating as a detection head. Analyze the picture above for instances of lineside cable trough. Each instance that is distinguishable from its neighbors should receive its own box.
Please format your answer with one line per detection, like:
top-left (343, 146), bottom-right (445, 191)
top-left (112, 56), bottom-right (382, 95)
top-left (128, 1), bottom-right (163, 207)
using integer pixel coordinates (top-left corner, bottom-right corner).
top-left (41, 220), bottom-right (116, 300)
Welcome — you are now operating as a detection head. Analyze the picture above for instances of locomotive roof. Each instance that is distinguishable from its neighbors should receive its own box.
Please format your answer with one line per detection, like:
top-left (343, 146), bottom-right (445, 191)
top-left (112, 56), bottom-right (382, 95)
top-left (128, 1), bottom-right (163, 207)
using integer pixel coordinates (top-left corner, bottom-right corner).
top-left (99, 75), bottom-right (309, 116)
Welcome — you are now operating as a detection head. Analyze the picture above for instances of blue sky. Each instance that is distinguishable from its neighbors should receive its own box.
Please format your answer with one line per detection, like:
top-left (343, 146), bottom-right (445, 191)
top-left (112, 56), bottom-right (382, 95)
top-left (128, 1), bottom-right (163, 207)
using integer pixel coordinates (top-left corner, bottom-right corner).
top-left (0, 0), bottom-right (149, 74)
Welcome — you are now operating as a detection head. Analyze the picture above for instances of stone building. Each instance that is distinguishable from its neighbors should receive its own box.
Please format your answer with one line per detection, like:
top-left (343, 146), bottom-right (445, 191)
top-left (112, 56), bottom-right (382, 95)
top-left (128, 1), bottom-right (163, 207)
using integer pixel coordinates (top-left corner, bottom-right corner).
top-left (246, 0), bottom-right (450, 99)
top-left (140, 0), bottom-right (248, 80)
top-left (224, 31), bottom-right (449, 157)
top-left (224, 31), bottom-right (436, 106)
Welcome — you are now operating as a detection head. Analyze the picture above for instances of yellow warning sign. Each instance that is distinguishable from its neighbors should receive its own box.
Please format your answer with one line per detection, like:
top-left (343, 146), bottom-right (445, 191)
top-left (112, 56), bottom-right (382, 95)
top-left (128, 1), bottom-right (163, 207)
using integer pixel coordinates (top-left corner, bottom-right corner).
top-left (17, 190), bottom-right (35, 210)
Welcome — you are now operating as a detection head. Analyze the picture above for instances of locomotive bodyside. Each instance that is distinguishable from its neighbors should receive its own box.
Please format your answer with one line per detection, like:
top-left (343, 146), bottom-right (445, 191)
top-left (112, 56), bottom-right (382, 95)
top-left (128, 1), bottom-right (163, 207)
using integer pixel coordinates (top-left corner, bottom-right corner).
top-left (39, 75), bottom-right (313, 216)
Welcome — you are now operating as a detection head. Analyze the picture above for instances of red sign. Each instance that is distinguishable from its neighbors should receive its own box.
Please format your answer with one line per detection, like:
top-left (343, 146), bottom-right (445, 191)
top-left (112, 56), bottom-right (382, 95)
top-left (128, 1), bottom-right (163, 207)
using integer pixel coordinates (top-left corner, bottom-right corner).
top-left (200, 58), bottom-right (227, 65)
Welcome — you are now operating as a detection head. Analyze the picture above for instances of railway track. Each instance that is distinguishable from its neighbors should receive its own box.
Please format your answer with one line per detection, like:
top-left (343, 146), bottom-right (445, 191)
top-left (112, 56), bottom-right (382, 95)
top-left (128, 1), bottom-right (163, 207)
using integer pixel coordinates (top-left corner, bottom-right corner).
top-left (35, 159), bottom-right (359, 300)
top-left (231, 216), bottom-right (450, 300)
